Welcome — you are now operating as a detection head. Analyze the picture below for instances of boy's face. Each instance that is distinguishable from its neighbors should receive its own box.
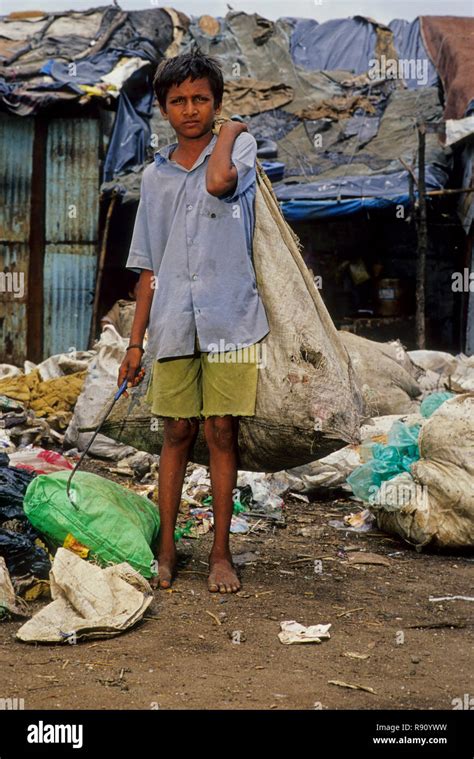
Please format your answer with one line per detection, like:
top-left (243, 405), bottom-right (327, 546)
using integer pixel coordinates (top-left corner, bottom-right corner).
top-left (160, 77), bottom-right (221, 138)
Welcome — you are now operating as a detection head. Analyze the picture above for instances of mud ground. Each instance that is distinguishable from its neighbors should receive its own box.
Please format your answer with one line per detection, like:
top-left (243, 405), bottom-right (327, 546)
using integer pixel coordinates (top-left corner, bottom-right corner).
top-left (0, 458), bottom-right (472, 711)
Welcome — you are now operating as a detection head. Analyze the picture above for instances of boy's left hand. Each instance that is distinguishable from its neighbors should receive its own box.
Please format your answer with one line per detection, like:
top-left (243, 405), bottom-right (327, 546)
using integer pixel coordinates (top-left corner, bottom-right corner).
top-left (219, 120), bottom-right (248, 138)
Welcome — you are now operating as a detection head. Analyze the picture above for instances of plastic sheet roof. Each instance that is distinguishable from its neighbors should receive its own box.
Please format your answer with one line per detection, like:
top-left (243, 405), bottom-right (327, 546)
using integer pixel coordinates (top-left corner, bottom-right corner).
top-left (1, 7), bottom-right (472, 216)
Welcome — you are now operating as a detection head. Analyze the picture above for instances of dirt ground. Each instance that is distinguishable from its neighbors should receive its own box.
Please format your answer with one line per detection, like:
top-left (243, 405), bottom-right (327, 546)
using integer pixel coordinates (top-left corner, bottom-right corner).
top-left (1, 458), bottom-right (472, 711)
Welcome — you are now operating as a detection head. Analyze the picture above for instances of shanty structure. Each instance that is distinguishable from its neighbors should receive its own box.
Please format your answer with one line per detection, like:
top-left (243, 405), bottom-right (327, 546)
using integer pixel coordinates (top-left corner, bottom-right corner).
top-left (0, 7), bottom-right (473, 363)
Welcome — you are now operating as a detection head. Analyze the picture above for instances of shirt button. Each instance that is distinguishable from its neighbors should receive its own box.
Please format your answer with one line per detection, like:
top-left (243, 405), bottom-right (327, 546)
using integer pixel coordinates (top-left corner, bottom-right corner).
top-left (210, 212), bottom-right (216, 218)
top-left (192, 274), bottom-right (198, 281)
top-left (196, 308), bottom-right (200, 314)
top-left (187, 204), bottom-right (193, 211)
top-left (187, 238), bottom-right (193, 245)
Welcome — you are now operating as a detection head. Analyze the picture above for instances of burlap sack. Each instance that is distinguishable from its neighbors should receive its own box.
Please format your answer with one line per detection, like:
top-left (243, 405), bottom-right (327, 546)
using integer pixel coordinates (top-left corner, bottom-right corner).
top-left (340, 332), bottom-right (422, 416)
top-left (372, 394), bottom-right (474, 549)
top-left (99, 166), bottom-right (364, 471)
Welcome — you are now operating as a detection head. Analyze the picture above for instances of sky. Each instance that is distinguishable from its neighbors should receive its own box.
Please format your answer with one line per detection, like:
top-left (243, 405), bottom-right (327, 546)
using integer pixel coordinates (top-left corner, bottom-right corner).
top-left (0, 0), bottom-right (472, 22)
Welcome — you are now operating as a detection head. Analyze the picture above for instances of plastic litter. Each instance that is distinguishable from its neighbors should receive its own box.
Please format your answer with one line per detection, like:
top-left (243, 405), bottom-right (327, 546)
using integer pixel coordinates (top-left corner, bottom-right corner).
top-left (7, 447), bottom-right (73, 474)
top-left (420, 391), bottom-right (455, 418)
top-left (0, 453), bottom-right (51, 580)
top-left (236, 471), bottom-right (286, 518)
top-left (346, 420), bottom-right (421, 503)
top-left (0, 529), bottom-right (51, 580)
top-left (283, 413), bottom-right (424, 494)
top-left (329, 508), bottom-right (376, 532)
top-left (64, 326), bottom-right (136, 460)
top-left (189, 508), bottom-right (250, 534)
top-left (0, 396), bottom-right (25, 413)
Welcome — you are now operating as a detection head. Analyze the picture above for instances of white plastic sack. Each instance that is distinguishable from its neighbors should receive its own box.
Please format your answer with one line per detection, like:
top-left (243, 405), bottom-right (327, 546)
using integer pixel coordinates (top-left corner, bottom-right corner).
top-left (64, 326), bottom-right (136, 460)
top-left (370, 394), bottom-right (474, 549)
top-left (17, 548), bottom-right (153, 643)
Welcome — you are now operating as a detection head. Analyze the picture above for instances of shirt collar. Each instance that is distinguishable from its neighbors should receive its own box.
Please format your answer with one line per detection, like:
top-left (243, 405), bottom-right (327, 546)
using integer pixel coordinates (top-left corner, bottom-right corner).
top-left (154, 133), bottom-right (217, 170)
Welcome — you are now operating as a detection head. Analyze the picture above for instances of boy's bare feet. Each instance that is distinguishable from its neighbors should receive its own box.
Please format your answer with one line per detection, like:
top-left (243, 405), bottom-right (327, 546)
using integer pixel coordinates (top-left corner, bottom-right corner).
top-left (208, 549), bottom-right (241, 593)
top-left (155, 547), bottom-right (177, 589)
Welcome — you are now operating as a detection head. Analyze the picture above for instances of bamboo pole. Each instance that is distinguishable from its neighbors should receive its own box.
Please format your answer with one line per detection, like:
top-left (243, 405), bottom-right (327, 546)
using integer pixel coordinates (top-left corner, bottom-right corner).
top-left (415, 125), bottom-right (427, 349)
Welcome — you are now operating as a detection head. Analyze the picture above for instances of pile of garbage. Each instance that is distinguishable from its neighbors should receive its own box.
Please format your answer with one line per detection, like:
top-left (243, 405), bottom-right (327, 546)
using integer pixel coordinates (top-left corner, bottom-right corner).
top-left (0, 452), bottom-right (51, 603)
top-left (287, 391), bottom-right (473, 550)
top-left (175, 466), bottom-right (288, 538)
top-left (0, 353), bottom-right (88, 453)
top-left (408, 350), bottom-right (474, 394)
top-left (0, 332), bottom-right (472, 642)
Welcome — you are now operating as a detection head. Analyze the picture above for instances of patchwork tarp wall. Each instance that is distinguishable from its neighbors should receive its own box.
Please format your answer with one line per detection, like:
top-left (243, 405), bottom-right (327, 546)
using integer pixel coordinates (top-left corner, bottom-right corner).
top-left (1, 8), bottom-right (473, 219)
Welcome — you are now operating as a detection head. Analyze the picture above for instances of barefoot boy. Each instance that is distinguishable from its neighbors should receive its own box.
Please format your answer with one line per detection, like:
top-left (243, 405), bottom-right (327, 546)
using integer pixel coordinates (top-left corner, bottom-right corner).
top-left (118, 51), bottom-right (269, 593)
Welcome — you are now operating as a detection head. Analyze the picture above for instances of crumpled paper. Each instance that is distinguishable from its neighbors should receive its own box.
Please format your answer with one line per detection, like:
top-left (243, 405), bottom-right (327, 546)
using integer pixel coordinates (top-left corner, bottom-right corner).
top-left (17, 548), bottom-right (153, 643)
top-left (278, 620), bottom-right (331, 645)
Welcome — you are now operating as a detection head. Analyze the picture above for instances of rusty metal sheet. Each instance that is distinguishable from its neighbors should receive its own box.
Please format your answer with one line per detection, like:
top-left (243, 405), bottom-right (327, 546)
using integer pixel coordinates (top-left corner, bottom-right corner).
top-left (45, 118), bottom-right (100, 244)
top-left (0, 113), bottom-right (34, 242)
top-left (0, 114), bottom-right (33, 364)
top-left (44, 118), bottom-right (100, 356)
top-left (43, 245), bottom-right (96, 357)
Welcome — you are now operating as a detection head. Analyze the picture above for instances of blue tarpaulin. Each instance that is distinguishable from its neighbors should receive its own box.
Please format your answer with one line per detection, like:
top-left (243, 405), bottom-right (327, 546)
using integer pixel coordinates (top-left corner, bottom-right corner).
top-left (289, 17), bottom-right (377, 75)
top-left (275, 164), bottom-right (447, 219)
top-left (289, 16), bottom-right (437, 89)
top-left (280, 196), bottom-right (411, 220)
top-left (103, 87), bottom-right (154, 181)
top-left (261, 161), bottom-right (285, 182)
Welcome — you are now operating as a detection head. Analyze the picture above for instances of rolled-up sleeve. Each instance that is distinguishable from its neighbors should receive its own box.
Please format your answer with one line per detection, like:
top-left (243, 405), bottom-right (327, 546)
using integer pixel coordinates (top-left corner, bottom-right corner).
top-left (126, 175), bottom-right (153, 272)
top-left (222, 132), bottom-right (257, 203)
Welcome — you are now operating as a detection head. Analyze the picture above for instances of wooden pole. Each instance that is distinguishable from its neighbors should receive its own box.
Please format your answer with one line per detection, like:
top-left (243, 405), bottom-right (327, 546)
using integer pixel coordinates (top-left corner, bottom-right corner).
top-left (416, 125), bottom-right (427, 349)
top-left (88, 194), bottom-right (117, 349)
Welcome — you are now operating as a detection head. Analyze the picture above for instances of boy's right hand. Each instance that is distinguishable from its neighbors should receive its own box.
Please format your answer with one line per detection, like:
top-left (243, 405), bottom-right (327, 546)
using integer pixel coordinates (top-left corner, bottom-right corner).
top-left (118, 348), bottom-right (145, 398)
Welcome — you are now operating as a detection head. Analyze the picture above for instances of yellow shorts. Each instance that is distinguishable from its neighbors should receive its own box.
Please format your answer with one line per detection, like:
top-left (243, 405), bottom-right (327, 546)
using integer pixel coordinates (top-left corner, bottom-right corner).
top-left (145, 336), bottom-right (260, 419)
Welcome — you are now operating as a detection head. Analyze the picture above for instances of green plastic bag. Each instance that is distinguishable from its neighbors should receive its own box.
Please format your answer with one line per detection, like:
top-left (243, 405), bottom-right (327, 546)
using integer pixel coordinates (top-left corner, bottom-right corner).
top-left (23, 471), bottom-right (160, 578)
top-left (347, 421), bottom-right (421, 503)
top-left (420, 391), bottom-right (455, 418)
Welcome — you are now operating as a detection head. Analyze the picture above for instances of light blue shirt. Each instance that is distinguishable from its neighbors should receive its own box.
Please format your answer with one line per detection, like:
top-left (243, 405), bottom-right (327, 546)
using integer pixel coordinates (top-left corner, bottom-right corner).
top-left (126, 132), bottom-right (269, 360)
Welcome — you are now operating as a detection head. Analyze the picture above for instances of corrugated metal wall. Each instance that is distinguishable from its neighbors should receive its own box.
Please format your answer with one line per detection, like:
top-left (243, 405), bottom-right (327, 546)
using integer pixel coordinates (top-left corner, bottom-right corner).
top-left (0, 114), bottom-right (34, 365)
top-left (43, 119), bottom-right (100, 356)
top-left (0, 114), bottom-right (100, 364)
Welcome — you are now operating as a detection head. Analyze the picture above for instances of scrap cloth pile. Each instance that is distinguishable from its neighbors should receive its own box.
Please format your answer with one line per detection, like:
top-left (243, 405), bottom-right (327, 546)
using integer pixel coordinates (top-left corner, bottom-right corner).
top-left (0, 8), bottom-right (473, 221)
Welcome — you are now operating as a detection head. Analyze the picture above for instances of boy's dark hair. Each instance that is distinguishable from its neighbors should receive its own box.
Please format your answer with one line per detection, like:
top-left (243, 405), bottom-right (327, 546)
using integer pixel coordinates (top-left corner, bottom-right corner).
top-left (153, 50), bottom-right (224, 110)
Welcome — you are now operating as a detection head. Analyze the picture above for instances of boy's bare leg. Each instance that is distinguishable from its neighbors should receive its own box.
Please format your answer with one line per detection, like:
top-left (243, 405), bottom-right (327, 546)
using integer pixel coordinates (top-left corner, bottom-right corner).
top-left (156, 417), bottom-right (199, 588)
top-left (203, 415), bottom-right (241, 593)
